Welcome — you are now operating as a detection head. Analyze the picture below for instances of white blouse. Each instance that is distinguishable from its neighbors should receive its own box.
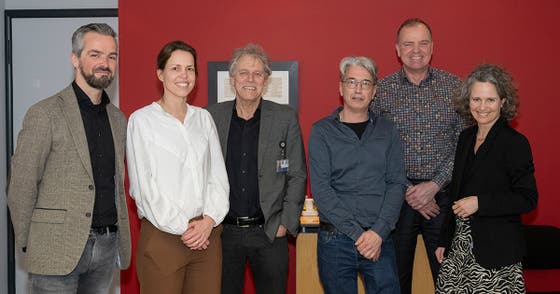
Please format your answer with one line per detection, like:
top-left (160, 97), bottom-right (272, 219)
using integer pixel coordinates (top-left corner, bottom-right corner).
top-left (126, 102), bottom-right (229, 235)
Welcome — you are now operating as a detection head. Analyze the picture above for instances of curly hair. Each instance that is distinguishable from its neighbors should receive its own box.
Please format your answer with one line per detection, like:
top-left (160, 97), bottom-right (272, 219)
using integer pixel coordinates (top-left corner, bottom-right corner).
top-left (455, 64), bottom-right (518, 121)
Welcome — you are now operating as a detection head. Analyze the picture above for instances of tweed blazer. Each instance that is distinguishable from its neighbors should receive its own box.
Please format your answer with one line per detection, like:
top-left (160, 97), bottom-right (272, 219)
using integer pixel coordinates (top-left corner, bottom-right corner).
top-left (8, 85), bottom-right (131, 275)
top-left (207, 99), bottom-right (307, 241)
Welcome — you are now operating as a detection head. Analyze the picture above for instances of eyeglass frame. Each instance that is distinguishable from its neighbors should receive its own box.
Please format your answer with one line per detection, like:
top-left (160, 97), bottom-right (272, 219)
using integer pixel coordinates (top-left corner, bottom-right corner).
top-left (341, 78), bottom-right (375, 90)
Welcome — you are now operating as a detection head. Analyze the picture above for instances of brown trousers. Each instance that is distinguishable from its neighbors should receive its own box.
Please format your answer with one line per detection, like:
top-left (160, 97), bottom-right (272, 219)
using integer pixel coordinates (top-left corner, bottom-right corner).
top-left (136, 219), bottom-right (223, 294)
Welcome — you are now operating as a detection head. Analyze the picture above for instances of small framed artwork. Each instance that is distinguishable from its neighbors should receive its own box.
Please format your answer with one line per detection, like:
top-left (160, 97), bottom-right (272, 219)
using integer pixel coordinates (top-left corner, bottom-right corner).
top-left (207, 61), bottom-right (299, 111)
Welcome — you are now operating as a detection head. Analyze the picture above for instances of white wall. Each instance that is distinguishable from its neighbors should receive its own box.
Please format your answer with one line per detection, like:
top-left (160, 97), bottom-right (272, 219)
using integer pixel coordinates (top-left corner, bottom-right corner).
top-left (3, 1), bottom-right (118, 293)
top-left (5, 0), bottom-right (116, 9)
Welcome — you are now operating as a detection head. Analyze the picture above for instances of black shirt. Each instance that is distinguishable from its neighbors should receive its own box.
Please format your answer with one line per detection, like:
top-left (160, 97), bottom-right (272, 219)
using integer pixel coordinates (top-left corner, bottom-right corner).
top-left (225, 101), bottom-right (264, 218)
top-left (72, 82), bottom-right (117, 227)
top-left (343, 120), bottom-right (369, 139)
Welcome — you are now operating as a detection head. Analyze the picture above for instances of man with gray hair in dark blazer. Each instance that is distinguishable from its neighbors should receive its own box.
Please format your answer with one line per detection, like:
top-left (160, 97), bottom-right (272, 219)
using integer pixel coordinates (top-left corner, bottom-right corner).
top-left (207, 44), bottom-right (306, 294)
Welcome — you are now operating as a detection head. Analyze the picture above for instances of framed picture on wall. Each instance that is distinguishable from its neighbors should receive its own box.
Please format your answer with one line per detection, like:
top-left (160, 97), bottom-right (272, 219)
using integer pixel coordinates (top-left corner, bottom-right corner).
top-left (207, 61), bottom-right (299, 111)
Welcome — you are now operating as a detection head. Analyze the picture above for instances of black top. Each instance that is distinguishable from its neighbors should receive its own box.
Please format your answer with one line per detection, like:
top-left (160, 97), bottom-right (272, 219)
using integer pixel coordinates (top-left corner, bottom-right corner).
top-left (72, 82), bottom-right (117, 227)
top-left (225, 101), bottom-right (264, 218)
top-left (343, 120), bottom-right (369, 139)
top-left (458, 138), bottom-right (476, 196)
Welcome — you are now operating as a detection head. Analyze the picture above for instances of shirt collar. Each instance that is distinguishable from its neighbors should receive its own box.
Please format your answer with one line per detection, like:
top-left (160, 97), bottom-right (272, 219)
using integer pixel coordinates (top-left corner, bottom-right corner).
top-left (72, 81), bottom-right (110, 111)
top-left (331, 106), bottom-right (376, 124)
top-left (232, 98), bottom-right (262, 120)
top-left (398, 67), bottom-right (434, 86)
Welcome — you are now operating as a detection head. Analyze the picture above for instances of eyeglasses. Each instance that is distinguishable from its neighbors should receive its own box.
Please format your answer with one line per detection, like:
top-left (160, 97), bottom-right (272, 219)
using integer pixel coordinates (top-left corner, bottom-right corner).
top-left (236, 70), bottom-right (266, 80)
top-left (342, 79), bottom-right (375, 90)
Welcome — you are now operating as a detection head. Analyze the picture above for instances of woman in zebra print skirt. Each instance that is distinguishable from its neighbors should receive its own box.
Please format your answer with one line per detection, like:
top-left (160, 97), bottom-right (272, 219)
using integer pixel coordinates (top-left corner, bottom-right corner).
top-left (434, 64), bottom-right (538, 293)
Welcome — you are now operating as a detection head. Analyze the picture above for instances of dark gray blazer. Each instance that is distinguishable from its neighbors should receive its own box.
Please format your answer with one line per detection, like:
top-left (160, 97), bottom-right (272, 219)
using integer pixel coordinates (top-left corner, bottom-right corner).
top-left (207, 99), bottom-right (307, 241)
top-left (8, 85), bottom-right (131, 275)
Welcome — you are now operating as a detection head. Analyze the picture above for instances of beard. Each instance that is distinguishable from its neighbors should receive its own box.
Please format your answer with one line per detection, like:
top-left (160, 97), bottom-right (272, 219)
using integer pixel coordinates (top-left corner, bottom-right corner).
top-left (80, 65), bottom-right (114, 90)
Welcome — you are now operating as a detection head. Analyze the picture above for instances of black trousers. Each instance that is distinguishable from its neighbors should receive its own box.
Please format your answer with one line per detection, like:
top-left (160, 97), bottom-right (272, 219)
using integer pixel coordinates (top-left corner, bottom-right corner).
top-left (393, 186), bottom-right (450, 294)
top-left (221, 224), bottom-right (289, 294)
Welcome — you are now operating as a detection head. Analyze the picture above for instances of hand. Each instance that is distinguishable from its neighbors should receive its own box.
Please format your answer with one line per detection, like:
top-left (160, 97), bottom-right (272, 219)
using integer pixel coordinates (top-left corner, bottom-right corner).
top-left (405, 181), bottom-right (440, 210)
top-left (435, 247), bottom-right (446, 263)
top-left (418, 199), bottom-right (440, 220)
top-left (355, 230), bottom-right (382, 261)
top-left (276, 224), bottom-right (287, 237)
top-left (452, 196), bottom-right (478, 218)
top-left (181, 215), bottom-right (215, 250)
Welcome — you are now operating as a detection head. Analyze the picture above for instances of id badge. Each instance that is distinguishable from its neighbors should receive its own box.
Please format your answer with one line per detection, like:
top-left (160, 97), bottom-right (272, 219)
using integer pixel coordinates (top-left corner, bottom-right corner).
top-left (276, 159), bottom-right (289, 173)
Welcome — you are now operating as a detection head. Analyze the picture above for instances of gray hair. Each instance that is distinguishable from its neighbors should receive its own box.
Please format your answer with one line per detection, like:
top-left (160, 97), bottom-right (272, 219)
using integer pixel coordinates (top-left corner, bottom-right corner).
top-left (72, 23), bottom-right (117, 57)
top-left (228, 44), bottom-right (272, 78)
top-left (339, 56), bottom-right (378, 84)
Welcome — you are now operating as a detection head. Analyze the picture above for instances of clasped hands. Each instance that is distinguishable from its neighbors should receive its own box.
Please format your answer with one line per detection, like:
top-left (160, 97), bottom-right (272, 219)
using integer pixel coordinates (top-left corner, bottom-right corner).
top-left (181, 215), bottom-right (215, 250)
top-left (406, 181), bottom-right (441, 220)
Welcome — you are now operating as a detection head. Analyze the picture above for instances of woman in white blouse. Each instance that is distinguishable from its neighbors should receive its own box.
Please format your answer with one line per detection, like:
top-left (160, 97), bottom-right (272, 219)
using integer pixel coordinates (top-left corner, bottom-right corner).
top-left (127, 40), bottom-right (229, 293)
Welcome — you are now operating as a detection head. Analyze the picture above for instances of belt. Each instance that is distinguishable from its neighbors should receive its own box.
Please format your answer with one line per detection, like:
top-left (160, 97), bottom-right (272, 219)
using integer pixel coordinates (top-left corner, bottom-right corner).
top-left (90, 225), bottom-right (118, 235)
top-left (319, 222), bottom-right (337, 232)
top-left (224, 216), bottom-right (264, 228)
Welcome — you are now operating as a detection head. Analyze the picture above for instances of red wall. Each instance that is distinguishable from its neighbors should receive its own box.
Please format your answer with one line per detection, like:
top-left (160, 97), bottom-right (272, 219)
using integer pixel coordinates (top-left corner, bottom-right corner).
top-left (118, 0), bottom-right (560, 292)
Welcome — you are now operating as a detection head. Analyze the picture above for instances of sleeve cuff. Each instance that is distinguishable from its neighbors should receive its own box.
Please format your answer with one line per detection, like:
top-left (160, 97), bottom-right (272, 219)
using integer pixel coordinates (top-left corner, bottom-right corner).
top-left (371, 222), bottom-right (391, 241)
top-left (431, 176), bottom-right (446, 189)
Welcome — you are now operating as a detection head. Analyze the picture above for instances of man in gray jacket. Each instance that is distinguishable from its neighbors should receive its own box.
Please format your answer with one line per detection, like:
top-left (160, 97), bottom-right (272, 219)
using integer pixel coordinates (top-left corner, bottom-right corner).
top-left (207, 44), bottom-right (306, 294)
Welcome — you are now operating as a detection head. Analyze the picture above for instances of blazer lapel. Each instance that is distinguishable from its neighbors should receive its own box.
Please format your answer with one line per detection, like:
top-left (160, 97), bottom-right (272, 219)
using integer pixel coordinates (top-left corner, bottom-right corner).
top-left (469, 119), bottom-right (506, 174)
top-left (58, 85), bottom-right (94, 180)
top-left (106, 106), bottom-right (124, 181)
top-left (451, 128), bottom-right (473, 199)
top-left (258, 100), bottom-right (273, 174)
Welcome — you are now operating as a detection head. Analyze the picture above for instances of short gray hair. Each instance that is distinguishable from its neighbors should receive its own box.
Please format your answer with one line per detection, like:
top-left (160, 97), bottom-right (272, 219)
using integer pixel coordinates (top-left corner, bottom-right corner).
top-left (72, 23), bottom-right (117, 57)
top-left (339, 56), bottom-right (378, 84)
top-left (229, 44), bottom-right (272, 78)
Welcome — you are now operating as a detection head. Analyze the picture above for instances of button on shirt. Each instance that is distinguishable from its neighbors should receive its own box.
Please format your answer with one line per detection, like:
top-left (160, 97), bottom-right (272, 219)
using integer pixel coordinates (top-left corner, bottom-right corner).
top-left (126, 102), bottom-right (230, 234)
top-left (72, 81), bottom-right (116, 227)
top-left (309, 108), bottom-right (407, 241)
top-left (226, 103), bottom-right (263, 218)
top-left (372, 67), bottom-right (467, 187)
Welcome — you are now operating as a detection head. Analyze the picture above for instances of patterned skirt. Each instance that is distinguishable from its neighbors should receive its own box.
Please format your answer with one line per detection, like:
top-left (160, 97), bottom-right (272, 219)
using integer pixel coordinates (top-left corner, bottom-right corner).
top-left (435, 217), bottom-right (525, 293)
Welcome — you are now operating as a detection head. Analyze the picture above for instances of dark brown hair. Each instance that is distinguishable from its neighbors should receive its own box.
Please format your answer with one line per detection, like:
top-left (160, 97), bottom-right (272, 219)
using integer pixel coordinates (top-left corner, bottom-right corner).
top-left (157, 40), bottom-right (197, 76)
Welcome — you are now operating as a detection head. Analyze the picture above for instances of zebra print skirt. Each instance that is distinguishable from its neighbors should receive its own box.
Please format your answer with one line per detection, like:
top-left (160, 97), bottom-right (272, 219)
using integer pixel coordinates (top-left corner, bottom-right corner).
top-left (435, 217), bottom-right (525, 293)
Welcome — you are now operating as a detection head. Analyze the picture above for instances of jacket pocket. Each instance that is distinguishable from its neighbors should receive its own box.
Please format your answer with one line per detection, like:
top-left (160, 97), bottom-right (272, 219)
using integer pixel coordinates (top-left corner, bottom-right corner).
top-left (31, 208), bottom-right (66, 223)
